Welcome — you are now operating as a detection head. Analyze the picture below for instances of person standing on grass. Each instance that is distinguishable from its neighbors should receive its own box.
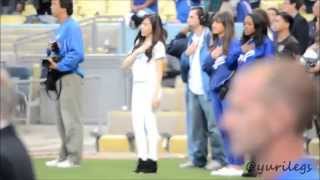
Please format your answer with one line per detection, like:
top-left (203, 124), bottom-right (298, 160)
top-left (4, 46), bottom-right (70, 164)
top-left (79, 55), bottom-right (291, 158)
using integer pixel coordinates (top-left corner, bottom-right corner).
top-left (45, 0), bottom-right (84, 168)
top-left (121, 14), bottom-right (166, 174)
top-left (237, 13), bottom-right (274, 69)
top-left (179, 6), bottom-right (227, 170)
top-left (202, 11), bottom-right (244, 176)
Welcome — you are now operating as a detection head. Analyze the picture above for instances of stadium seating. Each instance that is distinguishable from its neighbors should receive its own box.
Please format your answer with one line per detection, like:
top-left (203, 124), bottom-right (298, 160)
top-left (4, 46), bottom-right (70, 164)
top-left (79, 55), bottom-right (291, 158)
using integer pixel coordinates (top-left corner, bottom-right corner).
top-left (169, 135), bottom-right (187, 154)
top-left (309, 138), bottom-right (320, 160)
top-left (99, 135), bottom-right (130, 152)
top-left (0, 15), bottom-right (26, 24)
top-left (74, 0), bottom-right (108, 19)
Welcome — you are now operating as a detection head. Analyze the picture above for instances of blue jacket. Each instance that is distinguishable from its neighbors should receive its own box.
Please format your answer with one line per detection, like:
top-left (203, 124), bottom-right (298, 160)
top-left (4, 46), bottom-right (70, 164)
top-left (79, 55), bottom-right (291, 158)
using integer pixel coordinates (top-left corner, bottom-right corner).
top-left (133, 0), bottom-right (158, 13)
top-left (236, 37), bottom-right (274, 70)
top-left (55, 18), bottom-right (84, 78)
top-left (236, 0), bottom-right (252, 23)
top-left (202, 38), bottom-right (241, 91)
top-left (180, 27), bottom-right (212, 99)
top-left (175, 0), bottom-right (190, 23)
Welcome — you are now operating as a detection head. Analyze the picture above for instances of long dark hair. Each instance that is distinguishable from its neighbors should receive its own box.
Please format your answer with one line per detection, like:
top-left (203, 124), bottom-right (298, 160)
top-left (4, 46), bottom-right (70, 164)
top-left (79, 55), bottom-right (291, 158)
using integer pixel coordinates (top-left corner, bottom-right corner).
top-left (253, 8), bottom-right (270, 29)
top-left (211, 11), bottom-right (234, 55)
top-left (241, 13), bottom-right (267, 47)
top-left (133, 14), bottom-right (166, 62)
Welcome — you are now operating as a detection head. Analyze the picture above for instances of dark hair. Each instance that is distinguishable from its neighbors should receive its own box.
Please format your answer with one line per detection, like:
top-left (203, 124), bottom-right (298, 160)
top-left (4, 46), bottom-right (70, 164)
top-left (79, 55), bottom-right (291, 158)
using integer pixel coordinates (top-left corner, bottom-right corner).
top-left (253, 8), bottom-right (270, 29)
top-left (130, 13), bottom-right (144, 28)
top-left (241, 13), bottom-right (267, 47)
top-left (289, 0), bottom-right (303, 10)
top-left (211, 11), bottom-right (234, 55)
top-left (190, 6), bottom-right (208, 26)
top-left (133, 14), bottom-right (166, 62)
top-left (277, 11), bottom-right (294, 30)
top-left (60, 0), bottom-right (73, 16)
top-left (267, 7), bottom-right (280, 15)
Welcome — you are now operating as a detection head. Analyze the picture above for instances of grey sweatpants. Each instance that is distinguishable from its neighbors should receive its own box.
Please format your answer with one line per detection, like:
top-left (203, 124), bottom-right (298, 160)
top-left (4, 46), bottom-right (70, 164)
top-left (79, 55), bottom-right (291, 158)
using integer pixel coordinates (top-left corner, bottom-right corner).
top-left (50, 74), bottom-right (83, 164)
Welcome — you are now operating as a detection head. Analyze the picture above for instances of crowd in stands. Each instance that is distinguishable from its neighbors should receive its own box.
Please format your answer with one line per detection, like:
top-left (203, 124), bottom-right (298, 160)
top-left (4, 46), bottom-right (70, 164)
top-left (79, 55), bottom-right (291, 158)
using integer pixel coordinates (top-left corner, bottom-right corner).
top-left (0, 0), bottom-right (26, 14)
top-left (1, 0), bottom-right (51, 15)
top-left (0, 1), bottom-right (317, 22)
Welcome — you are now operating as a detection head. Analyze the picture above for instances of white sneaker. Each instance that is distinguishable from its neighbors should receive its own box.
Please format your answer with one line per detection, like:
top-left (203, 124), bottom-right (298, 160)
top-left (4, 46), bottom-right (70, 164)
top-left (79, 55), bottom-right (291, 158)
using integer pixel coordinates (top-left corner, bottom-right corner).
top-left (210, 166), bottom-right (243, 176)
top-left (205, 160), bottom-right (223, 170)
top-left (45, 159), bottom-right (60, 167)
top-left (56, 159), bottom-right (79, 168)
top-left (179, 161), bottom-right (195, 168)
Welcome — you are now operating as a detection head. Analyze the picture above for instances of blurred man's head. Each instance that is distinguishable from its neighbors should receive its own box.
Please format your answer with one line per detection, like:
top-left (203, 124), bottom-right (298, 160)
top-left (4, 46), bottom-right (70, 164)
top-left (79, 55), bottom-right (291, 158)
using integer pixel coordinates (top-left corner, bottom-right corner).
top-left (0, 69), bottom-right (16, 121)
top-left (222, 60), bottom-right (314, 157)
top-left (51, 0), bottom-right (73, 19)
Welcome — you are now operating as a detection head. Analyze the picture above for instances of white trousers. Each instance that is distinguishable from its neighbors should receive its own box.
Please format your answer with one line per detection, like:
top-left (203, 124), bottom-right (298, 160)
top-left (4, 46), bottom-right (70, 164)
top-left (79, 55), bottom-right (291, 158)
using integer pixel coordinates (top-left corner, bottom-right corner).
top-left (131, 82), bottom-right (160, 161)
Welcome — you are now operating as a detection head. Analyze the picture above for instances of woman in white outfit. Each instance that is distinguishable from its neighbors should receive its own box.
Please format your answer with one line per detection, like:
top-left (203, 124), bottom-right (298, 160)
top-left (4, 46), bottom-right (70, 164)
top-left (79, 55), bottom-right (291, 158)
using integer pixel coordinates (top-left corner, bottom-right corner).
top-left (121, 14), bottom-right (166, 174)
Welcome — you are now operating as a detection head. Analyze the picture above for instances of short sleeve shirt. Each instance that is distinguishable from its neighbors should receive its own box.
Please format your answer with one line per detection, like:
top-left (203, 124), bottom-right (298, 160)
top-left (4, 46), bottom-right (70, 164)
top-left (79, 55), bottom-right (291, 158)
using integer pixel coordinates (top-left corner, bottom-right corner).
top-left (131, 41), bottom-right (166, 82)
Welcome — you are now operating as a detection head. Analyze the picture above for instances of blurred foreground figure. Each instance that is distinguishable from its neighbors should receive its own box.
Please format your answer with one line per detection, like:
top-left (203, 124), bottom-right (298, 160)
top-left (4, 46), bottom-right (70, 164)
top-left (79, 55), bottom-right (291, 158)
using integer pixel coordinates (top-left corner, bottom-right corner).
top-left (222, 60), bottom-right (319, 180)
top-left (0, 69), bottom-right (35, 180)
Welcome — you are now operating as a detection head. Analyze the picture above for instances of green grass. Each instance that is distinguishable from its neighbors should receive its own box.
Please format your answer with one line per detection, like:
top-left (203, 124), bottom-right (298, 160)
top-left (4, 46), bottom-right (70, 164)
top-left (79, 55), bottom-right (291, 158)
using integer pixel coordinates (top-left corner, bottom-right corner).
top-left (33, 159), bottom-right (253, 180)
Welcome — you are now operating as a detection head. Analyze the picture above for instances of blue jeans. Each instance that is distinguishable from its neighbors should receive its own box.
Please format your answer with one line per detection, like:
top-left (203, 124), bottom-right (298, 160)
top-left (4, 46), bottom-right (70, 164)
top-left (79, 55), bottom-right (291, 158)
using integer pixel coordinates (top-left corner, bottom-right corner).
top-left (186, 90), bottom-right (227, 167)
top-left (211, 92), bottom-right (244, 166)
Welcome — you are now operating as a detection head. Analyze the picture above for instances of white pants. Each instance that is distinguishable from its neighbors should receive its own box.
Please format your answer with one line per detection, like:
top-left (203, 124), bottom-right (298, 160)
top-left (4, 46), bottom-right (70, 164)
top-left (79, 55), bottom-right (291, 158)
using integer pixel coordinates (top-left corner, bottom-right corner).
top-left (131, 82), bottom-right (160, 161)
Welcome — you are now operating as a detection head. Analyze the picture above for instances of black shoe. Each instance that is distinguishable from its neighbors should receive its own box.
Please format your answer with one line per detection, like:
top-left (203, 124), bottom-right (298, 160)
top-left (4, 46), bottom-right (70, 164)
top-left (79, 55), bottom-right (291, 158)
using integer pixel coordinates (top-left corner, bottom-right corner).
top-left (243, 160), bottom-right (257, 177)
top-left (134, 158), bottom-right (146, 173)
top-left (142, 159), bottom-right (157, 173)
top-left (242, 170), bottom-right (257, 177)
top-left (242, 172), bottom-right (257, 177)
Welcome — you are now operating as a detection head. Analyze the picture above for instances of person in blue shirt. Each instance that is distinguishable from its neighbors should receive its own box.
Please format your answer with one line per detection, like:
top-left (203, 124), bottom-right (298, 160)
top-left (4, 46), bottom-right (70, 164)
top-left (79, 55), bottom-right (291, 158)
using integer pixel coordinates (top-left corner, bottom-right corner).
top-left (202, 11), bottom-right (244, 176)
top-left (45, 0), bottom-right (84, 168)
top-left (179, 6), bottom-right (227, 170)
top-left (222, 61), bottom-right (319, 180)
top-left (174, 0), bottom-right (203, 23)
top-left (235, 0), bottom-right (252, 23)
top-left (132, 0), bottom-right (158, 14)
top-left (236, 12), bottom-right (274, 70)
top-left (190, 0), bottom-right (202, 7)
top-left (174, 0), bottom-right (190, 23)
